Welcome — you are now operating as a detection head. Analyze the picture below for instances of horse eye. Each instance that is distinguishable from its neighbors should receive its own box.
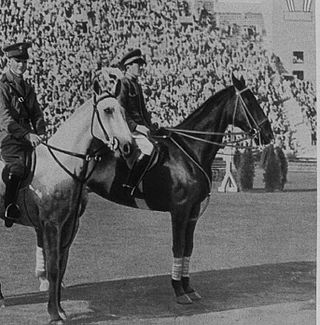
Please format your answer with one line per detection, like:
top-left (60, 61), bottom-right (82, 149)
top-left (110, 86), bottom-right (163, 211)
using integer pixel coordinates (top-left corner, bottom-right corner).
top-left (104, 107), bottom-right (114, 114)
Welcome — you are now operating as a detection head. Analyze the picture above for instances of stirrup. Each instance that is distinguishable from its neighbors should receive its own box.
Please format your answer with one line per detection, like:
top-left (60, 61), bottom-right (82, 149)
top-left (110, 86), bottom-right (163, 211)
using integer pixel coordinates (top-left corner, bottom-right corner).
top-left (4, 203), bottom-right (21, 221)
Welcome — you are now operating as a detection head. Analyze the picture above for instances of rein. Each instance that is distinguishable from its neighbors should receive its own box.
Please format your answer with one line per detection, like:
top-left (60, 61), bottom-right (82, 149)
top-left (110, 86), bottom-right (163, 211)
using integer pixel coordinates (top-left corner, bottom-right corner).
top-left (42, 141), bottom-right (104, 183)
top-left (165, 86), bottom-right (265, 150)
top-left (41, 93), bottom-right (117, 184)
top-left (156, 133), bottom-right (212, 218)
top-left (41, 93), bottom-right (116, 183)
top-left (165, 129), bottom-right (255, 149)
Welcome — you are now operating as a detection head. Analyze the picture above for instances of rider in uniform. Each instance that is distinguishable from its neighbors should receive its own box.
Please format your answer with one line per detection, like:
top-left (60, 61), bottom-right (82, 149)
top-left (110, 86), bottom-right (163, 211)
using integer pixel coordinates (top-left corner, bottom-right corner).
top-left (0, 41), bottom-right (46, 226)
top-left (116, 49), bottom-right (156, 196)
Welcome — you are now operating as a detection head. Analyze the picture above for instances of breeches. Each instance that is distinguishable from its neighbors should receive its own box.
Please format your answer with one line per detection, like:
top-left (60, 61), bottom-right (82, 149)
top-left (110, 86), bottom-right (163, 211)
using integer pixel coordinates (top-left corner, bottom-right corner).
top-left (133, 133), bottom-right (154, 156)
top-left (0, 144), bottom-right (31, 181)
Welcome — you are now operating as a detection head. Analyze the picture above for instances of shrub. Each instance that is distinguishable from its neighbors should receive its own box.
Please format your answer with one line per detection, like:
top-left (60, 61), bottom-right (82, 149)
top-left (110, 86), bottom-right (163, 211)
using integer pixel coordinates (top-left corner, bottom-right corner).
top-left (238, 148), bottom-right (255, 191)
top-left (261, 144), bottom-right (281, 192)
top-left (275, 146), bottom-right (288, 190)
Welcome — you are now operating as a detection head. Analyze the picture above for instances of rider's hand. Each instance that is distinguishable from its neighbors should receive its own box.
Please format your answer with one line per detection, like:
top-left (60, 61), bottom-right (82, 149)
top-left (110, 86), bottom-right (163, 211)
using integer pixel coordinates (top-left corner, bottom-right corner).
top-left (135, 125), bottom-right (150, 136)
top-left (25, 133), bottom-right (42, 148)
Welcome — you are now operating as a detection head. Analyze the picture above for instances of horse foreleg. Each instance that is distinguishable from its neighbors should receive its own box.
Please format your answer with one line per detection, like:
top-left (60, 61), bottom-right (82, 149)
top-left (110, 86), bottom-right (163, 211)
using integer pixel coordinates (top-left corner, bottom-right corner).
top-left (35, 228), bottom-right (67, 292)
top-left (182, 216), bottom-right (201, 301)
top-left (35, 228), bottom-right (49, 291)
top-left (43, 223), bottom-right (67, 323)
top-left (36, 245), bottom-right (50, 292)
top-left (57, 216), bottom-right (79, 304)
top-left (170, 210), bottom-right (192, 304)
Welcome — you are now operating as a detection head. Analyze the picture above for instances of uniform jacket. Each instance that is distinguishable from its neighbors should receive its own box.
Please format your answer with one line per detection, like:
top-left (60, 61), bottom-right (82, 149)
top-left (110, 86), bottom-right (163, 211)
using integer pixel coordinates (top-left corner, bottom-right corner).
top-left (116, 75), bottom-right (155, 133)
top-left (0, 70), bottom-right (46, 146)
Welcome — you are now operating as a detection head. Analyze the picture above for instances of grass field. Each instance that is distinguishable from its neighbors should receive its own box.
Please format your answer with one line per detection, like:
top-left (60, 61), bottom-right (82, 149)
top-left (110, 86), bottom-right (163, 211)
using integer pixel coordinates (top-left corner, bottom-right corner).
top-left (0, 167), bottom-right (316, 324)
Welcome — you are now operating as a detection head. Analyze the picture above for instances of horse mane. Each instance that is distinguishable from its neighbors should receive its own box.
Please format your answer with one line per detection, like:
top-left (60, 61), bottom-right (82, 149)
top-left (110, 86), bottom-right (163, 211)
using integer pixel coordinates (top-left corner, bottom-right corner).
top-left (55, 93), bottom-right (117, 131)
top-left (176, 86), bottom-right (234, 129)
top-left (47, 97), bottom-right (98, 154)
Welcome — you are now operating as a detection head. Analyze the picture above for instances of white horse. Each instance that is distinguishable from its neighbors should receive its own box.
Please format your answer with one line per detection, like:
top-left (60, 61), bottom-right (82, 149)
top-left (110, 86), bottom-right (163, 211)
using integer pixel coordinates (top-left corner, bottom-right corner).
top-left (0, 91), bottom-right (133, 324)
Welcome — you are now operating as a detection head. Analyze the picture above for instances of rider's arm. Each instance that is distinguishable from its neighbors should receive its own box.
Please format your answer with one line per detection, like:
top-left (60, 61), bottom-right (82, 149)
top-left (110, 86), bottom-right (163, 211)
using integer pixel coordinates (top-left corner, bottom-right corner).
top-left (0, 84), bottom-right (29, 140)
top-left (28, 87), bottom-right (46, 136)
top-left (116, 79), bottom-right (138, 132)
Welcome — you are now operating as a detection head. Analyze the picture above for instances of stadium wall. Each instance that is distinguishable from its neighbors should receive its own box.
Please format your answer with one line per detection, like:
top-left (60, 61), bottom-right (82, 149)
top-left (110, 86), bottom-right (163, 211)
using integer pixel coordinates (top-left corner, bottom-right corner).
top-left (192, 0), bottom-right (316, 85)
top-left (269, 0), bottom-right (316, 85)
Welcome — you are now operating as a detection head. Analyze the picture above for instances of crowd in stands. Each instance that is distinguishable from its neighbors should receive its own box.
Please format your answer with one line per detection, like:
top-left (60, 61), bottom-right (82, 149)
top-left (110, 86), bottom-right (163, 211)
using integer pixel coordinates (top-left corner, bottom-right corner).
top-left (0, 0), bottom-right (316, 151)
top-left (290, 79), bottom-right (317, 145)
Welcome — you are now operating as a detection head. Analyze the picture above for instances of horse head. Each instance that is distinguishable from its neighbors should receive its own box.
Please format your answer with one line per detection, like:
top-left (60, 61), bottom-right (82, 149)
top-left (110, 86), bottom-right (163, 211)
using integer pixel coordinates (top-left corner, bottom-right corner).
top-left (91, 82), bottom-right (133, 157)
top-left (231, 73), bottom-right (274, 145)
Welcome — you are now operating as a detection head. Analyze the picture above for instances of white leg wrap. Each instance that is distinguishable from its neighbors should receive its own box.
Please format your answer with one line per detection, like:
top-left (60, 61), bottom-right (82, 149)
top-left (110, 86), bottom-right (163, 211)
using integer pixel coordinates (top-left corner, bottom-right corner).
top-left (35, 246), bottom-right (45, 277)
top-left (182, 256), bottom-right (190, 278)
top-left (172, 258), bottom-right (183, 281)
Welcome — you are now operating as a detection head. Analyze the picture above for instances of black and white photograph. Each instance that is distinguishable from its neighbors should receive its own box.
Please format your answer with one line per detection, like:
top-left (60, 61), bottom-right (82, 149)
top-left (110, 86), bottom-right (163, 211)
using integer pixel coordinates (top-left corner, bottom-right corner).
top-left (0, 0), bottom-right (316, 324)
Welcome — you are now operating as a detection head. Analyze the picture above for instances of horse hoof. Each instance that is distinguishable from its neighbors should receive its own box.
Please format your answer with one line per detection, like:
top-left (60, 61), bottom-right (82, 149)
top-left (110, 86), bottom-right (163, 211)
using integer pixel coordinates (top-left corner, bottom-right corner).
top-left (187, 291), bottom-right (202, 301)
top-left (176, 294), bottom-right (193, 304)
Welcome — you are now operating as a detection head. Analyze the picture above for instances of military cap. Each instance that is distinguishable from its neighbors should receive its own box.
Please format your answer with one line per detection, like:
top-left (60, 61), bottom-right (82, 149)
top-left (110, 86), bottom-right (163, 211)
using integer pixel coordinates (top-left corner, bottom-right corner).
top-left (3, 42), bottom-right (32, 60)
top-left (120, 49), bottom-right (146, 68)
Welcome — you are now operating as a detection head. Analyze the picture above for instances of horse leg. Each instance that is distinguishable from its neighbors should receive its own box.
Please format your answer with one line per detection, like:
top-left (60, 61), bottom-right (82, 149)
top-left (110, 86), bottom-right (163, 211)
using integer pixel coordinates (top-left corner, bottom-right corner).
top-left (35, 227), bottom-right (67, 292)
top-left (170, 208), bottom-right (193, 304)
top-left (43, 222), bottom-right (67, 323)
top-left (57, 216), bottom-right (79, 302)
top-left (181, 207), bottom-right (202, 301)
top-left (35, 228), bottom-right (50, 292)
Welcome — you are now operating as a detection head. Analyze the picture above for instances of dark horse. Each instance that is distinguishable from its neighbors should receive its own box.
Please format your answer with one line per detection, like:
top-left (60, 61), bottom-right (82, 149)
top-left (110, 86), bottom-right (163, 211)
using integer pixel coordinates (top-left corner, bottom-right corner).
top-left (35, 74), bottom-right (273, 308)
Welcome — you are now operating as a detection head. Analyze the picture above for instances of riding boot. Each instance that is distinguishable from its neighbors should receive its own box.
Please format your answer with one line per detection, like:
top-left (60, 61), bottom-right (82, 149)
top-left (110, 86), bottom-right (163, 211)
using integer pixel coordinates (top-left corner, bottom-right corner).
top-left (4, 174), bottom-right (21, 227)
top-left (123, 154), bottom-right (151, 196)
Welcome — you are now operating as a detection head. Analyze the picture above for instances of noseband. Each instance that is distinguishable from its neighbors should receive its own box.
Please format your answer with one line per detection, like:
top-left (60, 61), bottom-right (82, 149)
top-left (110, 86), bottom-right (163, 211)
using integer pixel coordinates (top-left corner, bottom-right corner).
top-left (233, 86), bottom-right (266, 145)
top-left (91, 93), bottom-right (114, 147)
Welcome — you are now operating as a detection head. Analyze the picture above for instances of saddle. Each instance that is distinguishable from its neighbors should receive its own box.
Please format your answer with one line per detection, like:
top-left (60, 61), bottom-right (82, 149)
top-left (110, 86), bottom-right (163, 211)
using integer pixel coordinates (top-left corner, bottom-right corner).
top-left (129, 133), bottom-right (168, 199)
top-left (0, 150), bottom-right (36, 190)
top-left (0, 150), bottom-right (36, 227)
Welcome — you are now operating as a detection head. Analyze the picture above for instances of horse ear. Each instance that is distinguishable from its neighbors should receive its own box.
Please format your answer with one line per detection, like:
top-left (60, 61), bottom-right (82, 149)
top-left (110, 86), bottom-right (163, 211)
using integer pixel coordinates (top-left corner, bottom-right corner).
top-left (93, 80), bottom-right (102, 95)
top-left (114, 79), bottom-right (121, 97)
top-left (240, 75), bottom-right (246, 86)
top-left (232, 73), bottom-right (241, 90)
top-left (231, 73), bottom-right (238, 84)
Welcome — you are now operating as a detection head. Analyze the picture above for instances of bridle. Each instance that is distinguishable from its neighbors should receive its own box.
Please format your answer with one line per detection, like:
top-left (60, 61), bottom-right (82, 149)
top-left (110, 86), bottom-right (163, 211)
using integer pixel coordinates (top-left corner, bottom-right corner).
top-left (233, 86), bottom-right (269, 147)
top-left (41, 93), bottom-right (120, 184)
top-left (165, 86), bottom-right (268, 150)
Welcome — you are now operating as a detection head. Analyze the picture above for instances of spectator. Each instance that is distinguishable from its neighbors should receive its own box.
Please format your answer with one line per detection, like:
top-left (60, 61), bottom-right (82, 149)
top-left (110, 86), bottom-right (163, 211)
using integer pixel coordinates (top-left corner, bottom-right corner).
top-left (0, 0), bottom-right (315, 152)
